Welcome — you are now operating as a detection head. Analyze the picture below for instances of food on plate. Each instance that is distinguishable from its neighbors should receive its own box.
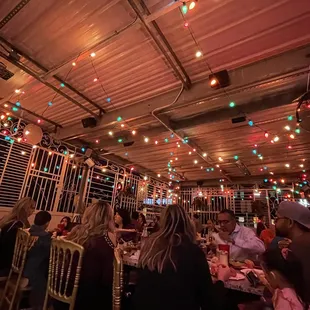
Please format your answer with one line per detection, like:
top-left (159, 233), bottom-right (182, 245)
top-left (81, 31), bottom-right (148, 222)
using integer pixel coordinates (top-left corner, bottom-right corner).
top-left (230, 260), bottom-right (244, 268)
top-left (244, 259), bottom-right (255, 269)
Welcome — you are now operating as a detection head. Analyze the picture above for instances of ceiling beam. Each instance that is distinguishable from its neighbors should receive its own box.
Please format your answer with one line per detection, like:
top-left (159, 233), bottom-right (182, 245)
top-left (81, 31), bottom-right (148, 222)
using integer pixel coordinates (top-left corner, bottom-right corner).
top-left (127, 0), bottom-right (191, 90)
top-left (0, 37), bottom-right (105, 115)
top-left (55, 45), bottom-right (310, 140)
top-left (0, 50), bottom-right (98, 118)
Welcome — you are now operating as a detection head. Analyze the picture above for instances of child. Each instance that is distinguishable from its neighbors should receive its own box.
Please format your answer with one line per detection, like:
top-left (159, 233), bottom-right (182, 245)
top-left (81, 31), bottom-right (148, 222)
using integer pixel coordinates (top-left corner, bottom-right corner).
top-left (262, 248), bottom-right (309, 310)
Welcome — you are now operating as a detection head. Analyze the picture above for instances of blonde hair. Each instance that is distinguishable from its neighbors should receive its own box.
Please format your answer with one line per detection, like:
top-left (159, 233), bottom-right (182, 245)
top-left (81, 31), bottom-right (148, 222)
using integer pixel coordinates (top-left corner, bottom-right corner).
top-left (67, 201), bottom-right (114, 246)
top-left (0, 197), bottom-right (35, 229)
top-left (139, 204), bottom-right (195, 273)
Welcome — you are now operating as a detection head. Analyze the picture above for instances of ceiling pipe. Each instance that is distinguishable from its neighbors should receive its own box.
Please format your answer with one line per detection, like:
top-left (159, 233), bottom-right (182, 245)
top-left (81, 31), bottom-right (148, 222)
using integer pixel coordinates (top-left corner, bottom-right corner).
top-left (151, 84), bottom-right (233, 182)
top-left (0, 50), bottom-right (98, 118)
top-left (0, 37), bottom-right (105, 115)
top-left (127, 0), bottom-right (191, 90)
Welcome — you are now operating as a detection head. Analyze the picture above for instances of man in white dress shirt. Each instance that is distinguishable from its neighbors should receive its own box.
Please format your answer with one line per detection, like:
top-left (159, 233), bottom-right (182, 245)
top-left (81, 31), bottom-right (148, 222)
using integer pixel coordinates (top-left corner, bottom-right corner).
top-left (213, 209), bottom-right (265, 261)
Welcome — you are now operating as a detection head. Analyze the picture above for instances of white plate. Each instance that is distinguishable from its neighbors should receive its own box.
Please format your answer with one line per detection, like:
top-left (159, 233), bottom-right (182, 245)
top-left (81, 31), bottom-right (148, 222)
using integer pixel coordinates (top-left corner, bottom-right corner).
top-left (229, 273), bottom-right (246, 281)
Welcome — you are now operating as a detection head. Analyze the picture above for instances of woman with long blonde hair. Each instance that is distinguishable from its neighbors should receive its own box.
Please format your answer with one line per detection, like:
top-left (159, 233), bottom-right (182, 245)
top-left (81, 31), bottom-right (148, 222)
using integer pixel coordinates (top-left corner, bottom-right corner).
top-left (133, 204), bottom-right (231, 310)
top-left (53, 201), bottom-right (116, 310)
top-left (0, 197), bottom-right (35, 276)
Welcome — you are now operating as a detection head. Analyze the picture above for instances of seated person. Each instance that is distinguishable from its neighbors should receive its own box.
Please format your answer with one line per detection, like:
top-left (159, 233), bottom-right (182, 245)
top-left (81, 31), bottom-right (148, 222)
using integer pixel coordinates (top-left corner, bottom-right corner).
top-left (24, 211), bottom-right (52, 310)
top-left (148, 215), bottom-right (160, 234)
top-left (262, 248), bottom-right (308, 310)
top-left (0, 197), bottom-right (35, 276)
top-left (54, 216), bottom-right (72, 236)
top-left (213, 209), bottom-right (265, 261)
top-left (115, 209), bottom-right (136, 242)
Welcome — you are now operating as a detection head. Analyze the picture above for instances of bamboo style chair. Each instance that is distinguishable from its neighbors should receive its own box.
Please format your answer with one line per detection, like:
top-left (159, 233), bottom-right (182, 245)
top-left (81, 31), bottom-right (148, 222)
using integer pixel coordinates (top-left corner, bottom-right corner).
top-left (0, 229), bottom-right (30, 310)
top-left (43, 238), bottom-right (84, 310)
top-left (113, 247), bottom-right (124, 310)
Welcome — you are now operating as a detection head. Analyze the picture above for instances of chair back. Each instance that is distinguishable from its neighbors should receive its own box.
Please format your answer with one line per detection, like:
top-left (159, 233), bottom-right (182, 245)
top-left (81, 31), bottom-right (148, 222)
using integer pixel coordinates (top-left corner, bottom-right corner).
top-left (43, 238), bottom-right (84, 310)
top-left (113, 248), bottom-right (123, 310)
top-left (0, 229), bottom-right (30, 310)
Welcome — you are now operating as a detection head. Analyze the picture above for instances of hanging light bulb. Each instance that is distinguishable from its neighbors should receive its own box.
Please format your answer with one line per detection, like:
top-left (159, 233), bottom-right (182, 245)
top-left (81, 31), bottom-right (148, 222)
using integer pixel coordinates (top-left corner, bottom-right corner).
top-left (195, 50), bottom-right (202, 58)
top-left (189, 1), bottom-right (196, 10)
top-left (181, 2), bottom-right (188, 14)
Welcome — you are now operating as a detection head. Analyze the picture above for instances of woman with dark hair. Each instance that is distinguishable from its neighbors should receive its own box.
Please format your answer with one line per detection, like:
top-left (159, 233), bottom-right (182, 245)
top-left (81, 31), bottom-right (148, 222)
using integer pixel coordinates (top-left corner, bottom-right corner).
top-left (55, 216), bottom-right (72, 236)
top-left (0, 197), bottom-right (36, 276)
top-left (262, 248), bottom-right (309, 309)
top-left (133, 204), bottom-right (232, 310)
top-left (256, 214), bottom-right (267, 237)
top-left (115, 209), bottom-right (136, 242)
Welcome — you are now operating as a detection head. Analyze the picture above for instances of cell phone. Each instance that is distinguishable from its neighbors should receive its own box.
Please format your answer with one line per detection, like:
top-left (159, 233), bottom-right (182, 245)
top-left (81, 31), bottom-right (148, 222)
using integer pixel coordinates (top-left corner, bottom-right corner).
top-left (246, 271), bottom-right (260, 287)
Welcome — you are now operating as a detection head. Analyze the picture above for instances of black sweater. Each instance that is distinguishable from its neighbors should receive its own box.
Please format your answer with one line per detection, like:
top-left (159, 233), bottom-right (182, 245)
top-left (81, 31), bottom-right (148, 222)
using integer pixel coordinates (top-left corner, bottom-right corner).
top-left (133, 239), bottom-right (226, 310)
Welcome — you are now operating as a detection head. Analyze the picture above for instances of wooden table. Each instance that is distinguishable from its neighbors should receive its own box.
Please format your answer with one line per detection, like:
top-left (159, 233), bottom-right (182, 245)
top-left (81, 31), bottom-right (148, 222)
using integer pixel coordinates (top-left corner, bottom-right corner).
top-left (123, 254), bottom-right (265, 296)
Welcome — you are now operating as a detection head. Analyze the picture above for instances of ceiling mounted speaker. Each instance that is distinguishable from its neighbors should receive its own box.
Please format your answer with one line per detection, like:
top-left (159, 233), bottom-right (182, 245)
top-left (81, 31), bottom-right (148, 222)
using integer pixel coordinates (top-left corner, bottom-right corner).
top-left (81, 117), bottom-right (97, 128)
top-left (23, 124), bottom-right (43, 145)
top-left (231, 116), bottom-right (246, 124)
top-left (123, 141), bottom-right (134, 147)
top-left (209, 70), bottom-right (230, 89)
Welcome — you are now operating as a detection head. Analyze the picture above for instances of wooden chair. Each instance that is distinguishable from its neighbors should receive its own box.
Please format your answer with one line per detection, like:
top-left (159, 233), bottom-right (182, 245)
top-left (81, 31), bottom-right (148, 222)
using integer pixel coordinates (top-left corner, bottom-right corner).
top-left (113, 248), bottom-right (124, 310)
top-left (43, 238), bottom-right (84, 310)
top-left (0, 229), bottom-right (30, 310)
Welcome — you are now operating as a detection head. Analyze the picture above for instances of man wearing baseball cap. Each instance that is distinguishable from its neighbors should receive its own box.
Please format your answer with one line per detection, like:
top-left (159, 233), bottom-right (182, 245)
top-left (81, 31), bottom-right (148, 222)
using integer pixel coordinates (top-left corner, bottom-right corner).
top-left (275, 201), bottom-right (310, 301)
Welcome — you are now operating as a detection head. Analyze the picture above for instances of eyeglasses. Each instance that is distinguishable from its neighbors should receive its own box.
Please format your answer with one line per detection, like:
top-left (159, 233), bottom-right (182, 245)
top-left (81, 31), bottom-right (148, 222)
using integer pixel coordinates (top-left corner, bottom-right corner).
top-left (218, 220), bottom-right (231, 225)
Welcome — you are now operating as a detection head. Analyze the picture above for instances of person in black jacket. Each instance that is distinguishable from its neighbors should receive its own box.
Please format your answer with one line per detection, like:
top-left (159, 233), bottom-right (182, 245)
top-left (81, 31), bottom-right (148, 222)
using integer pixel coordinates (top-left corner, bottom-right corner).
top-left (23, 211), bottom-right (52, 310)
top-left (133, 204), bottom-right (231, 310)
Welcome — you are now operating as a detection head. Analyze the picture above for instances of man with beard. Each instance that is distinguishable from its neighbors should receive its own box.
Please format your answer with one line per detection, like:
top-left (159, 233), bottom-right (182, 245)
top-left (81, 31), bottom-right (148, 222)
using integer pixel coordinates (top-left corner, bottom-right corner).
top-left (275, 201), bottom-right (310, 302)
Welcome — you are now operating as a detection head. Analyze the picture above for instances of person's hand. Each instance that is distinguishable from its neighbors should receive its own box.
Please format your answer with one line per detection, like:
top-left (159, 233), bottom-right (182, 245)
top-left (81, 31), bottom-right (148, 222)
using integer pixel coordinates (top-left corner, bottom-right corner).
top-left (278, 238), bottom-right (292, 249)
top-left (219, 231), bottom-right (233, 243)
top-left (217, 265), bottom-right (233, 282)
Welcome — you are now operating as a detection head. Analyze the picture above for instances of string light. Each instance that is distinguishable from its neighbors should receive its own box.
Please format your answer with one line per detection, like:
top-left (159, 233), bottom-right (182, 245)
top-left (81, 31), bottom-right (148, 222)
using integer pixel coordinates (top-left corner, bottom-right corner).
top-left (155, 140), bottom-right (158, 144)
top-left (189, 1), bottom-right (196, 10)
top-left (60, 83), bottom-right (65, 87)
top-left (121, 124), bottom-right (125, 128)
top-left (234, 155), bottom-right (239, 160)
top-left (93, 78), bottom-right (98, 82)
top-left (181, 2), bottom-right (188, 14)
top-left (285, 163), bottom-right (290, 168)
top-left (248, 120), bottom-right (254, 126)
top-left (48, 101), bottom-right (53, 106)
top-left (108, 131), bottom-right (113, 136)
top-left (274, 136), bottom-right (279, 142)
top-left (132, 130), bottom-right (136, 135)
top-left (194, 160), bottom-right (198, 164)
top-left (95, 139), bottom-right (99, 143)
top-left (72, 62), bottom-right (76, 66)
top-left (116, 116), bottom-right (122, 122)
top-left (264, 132), bottom-right (269, 138)
top-left (229, 102), bottom-right (235, 108)
top-left (218, 157), bottom-right (223, 162)
top-left (287, 115), bottom-right (293, 121)
top-left (15, 89), bottom-right (21, 94)
top-left (295, 128), bottom-right (301, 134)
top-left (157, 174), bottom-right (161, 178)
top-left (90, 52), bottom-right (96, 57)
top-left (289, 134), bottom-right (295, 139)
top-left (118, 138), bottom-right (123, 143)
top-left (144, 137), bottom-right (149, 143)
top-left (184, 22), bottom-right (189, 27)
top-left (195, 51), bottom-right (202, 58)
top-left (284, 125), bottom-right (290, 131)
top-left (203, 153), bottom-right (207, 157)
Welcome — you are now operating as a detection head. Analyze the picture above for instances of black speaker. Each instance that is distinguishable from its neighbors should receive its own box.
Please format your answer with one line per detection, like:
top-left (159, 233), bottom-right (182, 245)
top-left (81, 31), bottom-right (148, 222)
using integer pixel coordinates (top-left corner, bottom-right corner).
top-left (82, 117), bottom-right (97, 128)
top-left (123, 141), bottom-right (135, 147)
top-left (231, 116), bottom-right (246, 124)
top-left (209, 70), bottom-right (230, 89)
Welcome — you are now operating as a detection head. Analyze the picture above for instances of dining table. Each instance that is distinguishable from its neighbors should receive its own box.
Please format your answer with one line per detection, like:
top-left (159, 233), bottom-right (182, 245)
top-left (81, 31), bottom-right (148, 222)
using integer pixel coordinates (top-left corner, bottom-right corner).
top-left (122, 252), bottom-right (265, 297)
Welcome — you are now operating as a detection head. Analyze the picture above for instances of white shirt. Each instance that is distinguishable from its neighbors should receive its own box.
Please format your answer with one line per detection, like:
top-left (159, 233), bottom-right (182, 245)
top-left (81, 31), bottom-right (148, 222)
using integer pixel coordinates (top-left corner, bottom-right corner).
top-left (213, 224), bottom-right (265, 261)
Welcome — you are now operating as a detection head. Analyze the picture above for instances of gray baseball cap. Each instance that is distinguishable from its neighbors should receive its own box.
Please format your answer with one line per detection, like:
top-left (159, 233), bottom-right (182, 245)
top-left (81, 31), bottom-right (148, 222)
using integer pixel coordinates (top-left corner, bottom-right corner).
top-left (278, 201), bottom-right (310, 229)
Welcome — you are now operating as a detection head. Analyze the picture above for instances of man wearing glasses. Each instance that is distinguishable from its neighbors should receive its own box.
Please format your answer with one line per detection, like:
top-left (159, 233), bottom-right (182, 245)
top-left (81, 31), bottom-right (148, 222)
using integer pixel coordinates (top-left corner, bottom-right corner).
top-left (213, 209), bottom-right (265, 261)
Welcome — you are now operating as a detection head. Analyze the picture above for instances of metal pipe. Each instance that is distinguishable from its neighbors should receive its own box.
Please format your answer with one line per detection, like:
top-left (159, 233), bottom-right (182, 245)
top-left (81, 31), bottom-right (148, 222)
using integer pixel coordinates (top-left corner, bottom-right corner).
top-left (0, 50), bottom-right (98, 117)
top-left (139, 0), bottom-right (191, 89)
top-left (0, 0), bottom-right (31, 29)
top-left (151, 84), bottom-right (232, 182)
top-left (0, 37), bottom-right (105, 115)
top-left (127, 0), bottom-right (190, 90)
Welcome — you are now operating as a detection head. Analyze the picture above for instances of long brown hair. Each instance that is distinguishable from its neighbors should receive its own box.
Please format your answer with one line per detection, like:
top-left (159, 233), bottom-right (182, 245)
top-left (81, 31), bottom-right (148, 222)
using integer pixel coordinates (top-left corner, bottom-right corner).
top-left (67, 201), bottom-right (114, 246)
top-left (139, 204), bottom-right (195, 273)
top-left (0, 197), bottom-right (35, 229)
